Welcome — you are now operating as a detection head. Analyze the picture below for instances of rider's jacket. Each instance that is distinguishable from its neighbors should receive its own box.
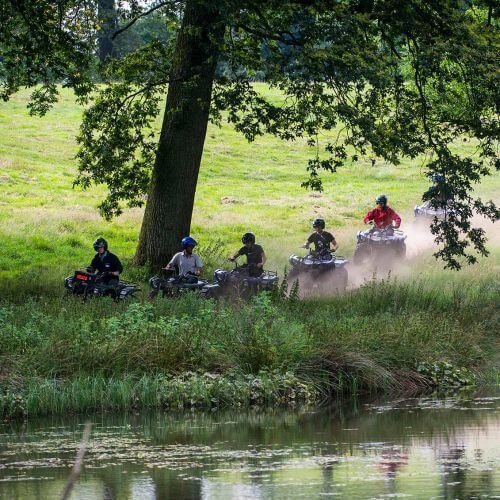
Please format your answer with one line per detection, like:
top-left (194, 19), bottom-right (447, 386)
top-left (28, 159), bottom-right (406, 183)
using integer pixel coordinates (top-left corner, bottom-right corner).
top-left (89, 251), bottom-right (123, 274)
top-left (364, 206), bottom-right (401, 228)
top-left (307, 231), bottom-right (335, 253)
top-left (237, 244), bottom-right (265, 277)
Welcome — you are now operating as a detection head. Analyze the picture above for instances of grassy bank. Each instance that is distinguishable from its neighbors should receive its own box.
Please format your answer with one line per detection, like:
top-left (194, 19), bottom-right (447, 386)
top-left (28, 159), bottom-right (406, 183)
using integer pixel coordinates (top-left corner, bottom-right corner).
top-left (1, 271), bottom-right (498, 418)
top-left (0, 86), bottom-right (499, 418)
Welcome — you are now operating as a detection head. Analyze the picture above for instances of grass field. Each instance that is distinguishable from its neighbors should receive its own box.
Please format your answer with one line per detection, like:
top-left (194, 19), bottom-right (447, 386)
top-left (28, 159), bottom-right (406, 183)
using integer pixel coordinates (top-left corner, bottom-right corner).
top-left (1, 86), bottom-right (498, 284)
top-left (0, 86), bottom-right (499, 417)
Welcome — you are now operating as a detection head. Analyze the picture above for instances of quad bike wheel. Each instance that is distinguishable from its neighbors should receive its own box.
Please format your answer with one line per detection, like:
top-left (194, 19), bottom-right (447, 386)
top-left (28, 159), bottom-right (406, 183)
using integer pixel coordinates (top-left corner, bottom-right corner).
top-left (396, 242), bottom-right (407, 258)
top-left (353, 244), bottom-right (371, 265)
top-left (287, 267), bottom-right (300, 281)
top-left (331, 267), bottom-right (348, 291)
top-left (315, 267), bottom-right (347, 293)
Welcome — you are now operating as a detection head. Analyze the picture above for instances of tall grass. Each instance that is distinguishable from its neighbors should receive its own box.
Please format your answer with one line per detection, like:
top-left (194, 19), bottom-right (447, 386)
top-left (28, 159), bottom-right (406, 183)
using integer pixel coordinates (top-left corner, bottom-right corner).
top-left (0, 273), bottom-right (498, 417)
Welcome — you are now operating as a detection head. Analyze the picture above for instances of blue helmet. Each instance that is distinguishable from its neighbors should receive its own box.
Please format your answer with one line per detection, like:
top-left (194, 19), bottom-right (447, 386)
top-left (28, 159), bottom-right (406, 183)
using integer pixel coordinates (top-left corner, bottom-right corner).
top-left (181, 236), bottom-right (197, 250)
top-left (431, 174), bottom-right (445, 184)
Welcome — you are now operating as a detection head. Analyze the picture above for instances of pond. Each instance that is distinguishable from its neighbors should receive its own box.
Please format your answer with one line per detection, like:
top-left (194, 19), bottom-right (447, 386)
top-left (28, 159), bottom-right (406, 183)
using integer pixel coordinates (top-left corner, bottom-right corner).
top-left (1, 388), bottom-right (499, 499)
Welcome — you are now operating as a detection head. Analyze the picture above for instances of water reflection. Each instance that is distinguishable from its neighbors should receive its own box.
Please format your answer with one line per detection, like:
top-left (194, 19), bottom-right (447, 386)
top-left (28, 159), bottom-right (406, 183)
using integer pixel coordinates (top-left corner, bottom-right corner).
top-left (1, 389), bottom-right (499, 499)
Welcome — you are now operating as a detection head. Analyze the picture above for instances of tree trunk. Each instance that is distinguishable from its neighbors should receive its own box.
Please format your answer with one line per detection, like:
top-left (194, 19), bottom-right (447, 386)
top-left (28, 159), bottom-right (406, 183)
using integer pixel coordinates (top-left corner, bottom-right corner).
top-left (134, 0), bottom-right (224, 267)
top-left (97, 0), bottom-right (117, 62)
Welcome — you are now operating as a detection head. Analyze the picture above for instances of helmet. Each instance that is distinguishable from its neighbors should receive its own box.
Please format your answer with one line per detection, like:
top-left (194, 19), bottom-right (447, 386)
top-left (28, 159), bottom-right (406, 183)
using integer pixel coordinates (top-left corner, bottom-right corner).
top-left (431, 174), bottom-right (445, 184)
top-left (375, 194), bottom-right (387, 206)
top-left (241, 232), bottom-right (255, 244)
top-left (312, 218), bottom-right (325, 229)
top-left (93, 237), bottom-right (108, 251)
top-left (181, 236), bottom-right (197, 250)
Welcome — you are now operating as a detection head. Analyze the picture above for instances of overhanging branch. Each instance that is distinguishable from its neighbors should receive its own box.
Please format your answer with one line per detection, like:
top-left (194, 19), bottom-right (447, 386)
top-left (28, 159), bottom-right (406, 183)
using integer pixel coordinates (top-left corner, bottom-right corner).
top-left (112, 1), bottom-right (176, 40)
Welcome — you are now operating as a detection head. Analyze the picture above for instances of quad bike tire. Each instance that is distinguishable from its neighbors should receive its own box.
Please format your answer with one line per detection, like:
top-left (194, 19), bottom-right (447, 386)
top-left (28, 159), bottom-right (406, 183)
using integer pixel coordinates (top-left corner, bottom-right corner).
top-left (396, 242), bottom-right (407, 258)
top-left (315, 267), bottom-right (347, 292)
top-left (353, 244), bottom-right (371, 265)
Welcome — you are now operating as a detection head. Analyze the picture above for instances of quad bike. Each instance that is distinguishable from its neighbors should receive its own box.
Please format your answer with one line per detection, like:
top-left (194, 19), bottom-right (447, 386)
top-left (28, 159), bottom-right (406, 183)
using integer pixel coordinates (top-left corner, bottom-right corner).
top-left (64, 269), bottom-right (140, 301)
top-left (200, 262), bottom-right (278, 300)
top-left (414, 201), bottom-right (454, 220)
top-left (148, 268), bottom-right (208, 299)
top-left (287, 249), bottom-right (348, 291)
top-left (353, 225), bottom-right (407, 265)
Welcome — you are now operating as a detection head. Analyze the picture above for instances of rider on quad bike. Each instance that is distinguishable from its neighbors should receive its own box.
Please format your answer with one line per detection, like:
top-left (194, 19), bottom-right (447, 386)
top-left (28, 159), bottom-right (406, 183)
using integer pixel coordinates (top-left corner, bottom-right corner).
top-left (88, 238), bottom-right (122, 284)
top-left (65, 238), bottom-right (139, 301)
top-left (414, 174), bottom-right (454, 219)
top-left (163, 236), bottom-right (203, 283)
top-left (303, 218), bottom-right (338, 256)
top-left (363, 195), bottom-right (401, 233)
top-left (229, 232), bottom-right (266, 277)
top-left (354, 195), bottom-right (406, 265)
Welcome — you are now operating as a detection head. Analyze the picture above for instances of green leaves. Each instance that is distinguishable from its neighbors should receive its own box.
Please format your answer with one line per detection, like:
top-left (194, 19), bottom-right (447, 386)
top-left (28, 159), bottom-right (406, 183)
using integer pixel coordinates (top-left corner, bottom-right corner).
top-left (0, 0), bottom-right (97, 112)
top-left (75, 78), bottom-right (163, 219)
top-left (2, 0), bottom-right (498, 268)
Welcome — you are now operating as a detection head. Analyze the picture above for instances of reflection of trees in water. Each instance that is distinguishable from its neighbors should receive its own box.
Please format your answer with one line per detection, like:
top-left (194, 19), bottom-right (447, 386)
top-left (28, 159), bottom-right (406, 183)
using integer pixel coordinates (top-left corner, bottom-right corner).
top-left (10, 393), bottom-right (494, 451)
top-left (1, 390), bottom-right (498, 499)
top-left (438, 444), bottom-right (497, 499)
top-left (376, 446), bottom-right (409, 496)
top-left (439, 446), bottom-right (467, 500)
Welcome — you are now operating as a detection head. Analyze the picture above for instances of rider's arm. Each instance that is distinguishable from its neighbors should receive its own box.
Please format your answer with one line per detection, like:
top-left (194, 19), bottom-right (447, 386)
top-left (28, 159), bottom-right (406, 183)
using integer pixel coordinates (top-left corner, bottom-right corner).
top-left (257, 251), bottom-right (267, 268)
top-left (112, 255), bottom-right (123, 276)
top-left (303, 232), bottom-right (315, 248)
top-left (391, 209), bottom-right (401, 228)
top-left (194, 255), bottom-right (203, 275)
top-left (164, 253), bottom-right (178, 269)
top-left (230, 247), bottom-right (244, 261)
top-left (89, 255), bottom-right (100, 273)
top-left (331, 238), bottom-right (338, 252)
top-left (363, 209), bottom-right (375, 224)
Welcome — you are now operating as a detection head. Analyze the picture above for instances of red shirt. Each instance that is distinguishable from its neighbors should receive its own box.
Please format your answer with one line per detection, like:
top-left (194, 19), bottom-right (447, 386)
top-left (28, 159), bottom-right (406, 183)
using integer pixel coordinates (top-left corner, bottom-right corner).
top-left (363, 206), bottom-right (401, 228)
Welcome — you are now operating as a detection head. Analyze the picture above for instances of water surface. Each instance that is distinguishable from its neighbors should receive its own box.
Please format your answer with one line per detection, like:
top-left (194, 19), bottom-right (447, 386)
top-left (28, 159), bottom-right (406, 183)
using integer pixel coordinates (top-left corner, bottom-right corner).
top-left (1, 389), bottom-right (499, 499)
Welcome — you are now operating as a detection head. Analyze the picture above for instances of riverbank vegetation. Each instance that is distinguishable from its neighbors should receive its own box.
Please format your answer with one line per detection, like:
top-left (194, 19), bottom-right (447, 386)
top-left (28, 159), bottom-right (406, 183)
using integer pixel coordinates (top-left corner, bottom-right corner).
top-left (1, 268), bottom-right (498, 418)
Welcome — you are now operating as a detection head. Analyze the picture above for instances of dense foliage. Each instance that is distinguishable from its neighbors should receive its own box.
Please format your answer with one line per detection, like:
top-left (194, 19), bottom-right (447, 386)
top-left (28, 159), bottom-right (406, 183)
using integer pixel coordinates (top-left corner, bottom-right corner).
top-left (1, 0), bottom-right (499, 268)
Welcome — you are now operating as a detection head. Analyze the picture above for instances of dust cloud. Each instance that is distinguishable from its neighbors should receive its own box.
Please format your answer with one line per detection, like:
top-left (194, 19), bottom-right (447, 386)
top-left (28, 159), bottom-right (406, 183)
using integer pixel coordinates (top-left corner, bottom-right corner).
top-left (285, 215), bottom-right (498, 297)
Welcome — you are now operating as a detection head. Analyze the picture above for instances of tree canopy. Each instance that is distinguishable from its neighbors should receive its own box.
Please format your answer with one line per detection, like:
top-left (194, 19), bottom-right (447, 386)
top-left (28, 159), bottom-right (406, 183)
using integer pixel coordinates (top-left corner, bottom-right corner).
top-left (1, 0), bottom-right (498, 268)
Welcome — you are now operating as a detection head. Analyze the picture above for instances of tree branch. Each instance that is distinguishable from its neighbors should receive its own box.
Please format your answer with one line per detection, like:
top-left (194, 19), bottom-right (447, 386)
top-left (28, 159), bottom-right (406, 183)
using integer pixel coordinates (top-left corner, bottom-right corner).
top-left (112, 1), bottom-right (175, 40)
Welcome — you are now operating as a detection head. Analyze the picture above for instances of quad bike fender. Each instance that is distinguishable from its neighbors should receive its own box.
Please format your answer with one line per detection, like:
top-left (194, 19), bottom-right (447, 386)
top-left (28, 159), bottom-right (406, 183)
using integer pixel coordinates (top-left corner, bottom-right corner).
top-left (334, 257), bottom-right (349, 268)
top-left (199, 282), bottom-right (221, 299)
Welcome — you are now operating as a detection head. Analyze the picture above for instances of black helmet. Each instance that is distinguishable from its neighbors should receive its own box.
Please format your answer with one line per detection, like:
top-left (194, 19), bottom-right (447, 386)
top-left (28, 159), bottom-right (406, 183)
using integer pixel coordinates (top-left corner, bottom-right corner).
top-left (242, 232), bottom-right (255, 244)
top-left (93, 237), bottom-right (108, 251)
top-left (312, 218), bottom-right (325, 229)
top-left (375, 194), bottom-right (387, 206)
